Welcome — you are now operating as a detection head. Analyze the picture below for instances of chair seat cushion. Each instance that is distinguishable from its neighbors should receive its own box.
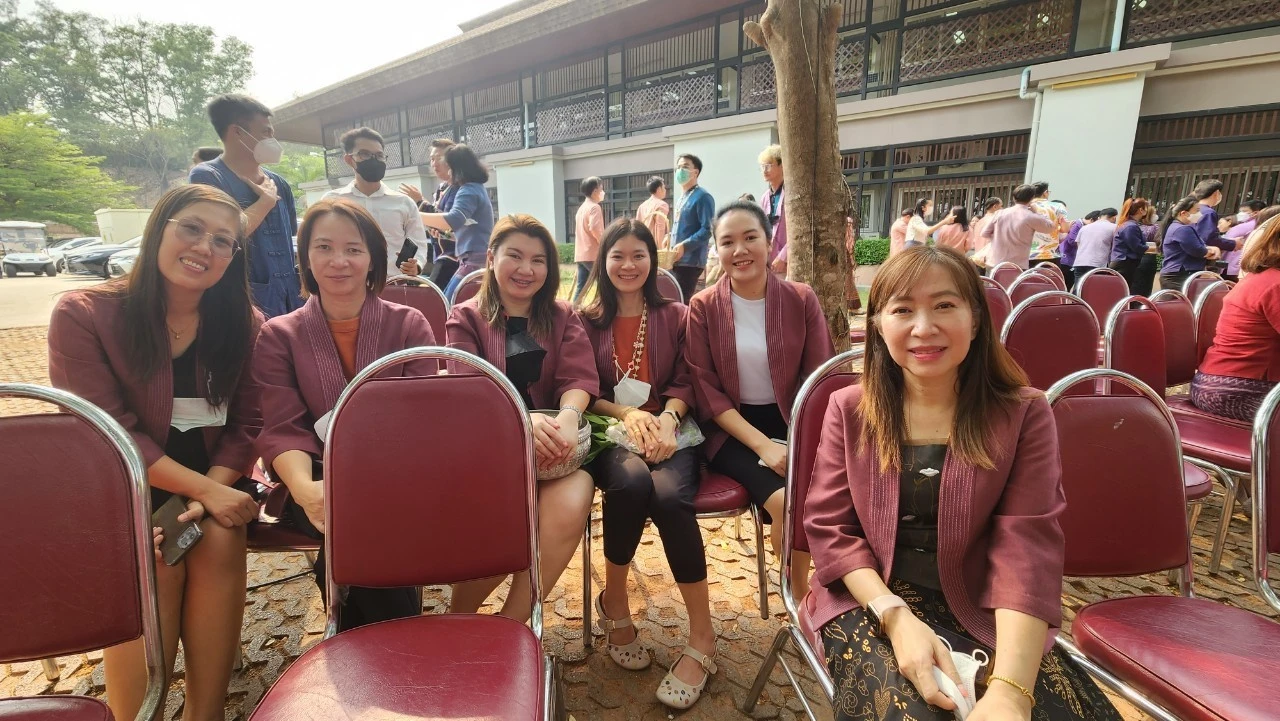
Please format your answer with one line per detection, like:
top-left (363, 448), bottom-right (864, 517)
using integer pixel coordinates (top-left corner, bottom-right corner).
top-left (246, 520), bottom-right (321, 552)
top-left (1172, 409), bottom-right (1252, 473)
top-left (250, 614), bottom-right (543, 721)
top-left (1183, 461), bottom-right (1212, 501)
top-left (695, 471), bottom-right (749, 514)
top-left (1073, 596), bottom-right (1280, 721)
top-left (0, 696), bottom-right (113, 721)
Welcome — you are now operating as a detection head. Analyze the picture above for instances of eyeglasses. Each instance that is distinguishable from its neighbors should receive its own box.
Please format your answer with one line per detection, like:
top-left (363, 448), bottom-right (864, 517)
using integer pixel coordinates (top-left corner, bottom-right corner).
top-left (760, 163), bottom-right (776, 171)
top-left (167, 219), bottom-right (239, 259)
top-left (352, 150), bottom-right (388, 162)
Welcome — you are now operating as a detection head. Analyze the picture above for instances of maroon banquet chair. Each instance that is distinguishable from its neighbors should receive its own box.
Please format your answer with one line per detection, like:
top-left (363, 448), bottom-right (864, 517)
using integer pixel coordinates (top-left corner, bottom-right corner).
top-left (1076, 268), bottom-right (1129, 331)
top-left (1150, 289), bottom-right (1197, 395)
top-left (0, 383), bottom-right (165, 721)
top-left (1047, 369), bottom-right (1280, 721)
top-left (381, 275), bottom-right (451, 340)
top-left (249, 348), bottom-right (561, 721)
top-left (1182, 270), bottom-right (1223, 306)
top-left (1032, 261), bottom-right (1067, 287)
top-left (1001, 291), bottom-right (1099, 392)
top-left (1194, 280), bottom-right (1232, 366)
top-left (656, 267), bottom-right (684, 304)
top-left (1007, 271), bottom-right (1058, 306)
top-left (1251, 383), bottom-right (1280, 613)
top-left (742, 348), bottom-right (862, 719)
top-left (980, 277), bottom-right (1013, 336)
top-left (449, 268), bottom-right (486, 305)
top-left (989, 261), bottom-right (1021, 290)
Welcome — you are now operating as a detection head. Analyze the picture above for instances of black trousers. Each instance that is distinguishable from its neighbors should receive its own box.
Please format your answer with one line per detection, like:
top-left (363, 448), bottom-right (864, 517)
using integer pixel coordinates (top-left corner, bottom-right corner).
top-left (591, 446), bottom-right (706, 583)
top-left (1160, 270), bottom-right (1197, 295)
top-left (1134, 254), bottom-right (1159, 297)
top-left (286, 496), bottom-right (421, 631)
top-left (709, 403), bottom-right (789, 522)
top-left (671, 265), bottom-right (703, 303)
top-left (1108, 258), bottom-right (1141, 295)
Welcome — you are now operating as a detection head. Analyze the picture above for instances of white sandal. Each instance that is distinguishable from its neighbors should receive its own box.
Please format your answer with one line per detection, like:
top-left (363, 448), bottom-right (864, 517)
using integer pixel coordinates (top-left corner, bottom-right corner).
top-left (594, 593), bottom-right (650, 670)
top-left (655, 644), bottom-right (717, 710)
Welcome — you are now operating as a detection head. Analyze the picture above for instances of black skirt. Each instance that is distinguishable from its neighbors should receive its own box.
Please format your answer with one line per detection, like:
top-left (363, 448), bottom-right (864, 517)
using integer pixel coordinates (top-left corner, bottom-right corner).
top-left (821, 579), bottom-right (1121, 721)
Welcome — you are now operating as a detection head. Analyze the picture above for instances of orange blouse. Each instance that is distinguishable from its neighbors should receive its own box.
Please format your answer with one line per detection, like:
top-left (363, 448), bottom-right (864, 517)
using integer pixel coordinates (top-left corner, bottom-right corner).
top-left (611, 314), bottom-right (658, 411)
top-left (327, 316), bottom-right (360, 381)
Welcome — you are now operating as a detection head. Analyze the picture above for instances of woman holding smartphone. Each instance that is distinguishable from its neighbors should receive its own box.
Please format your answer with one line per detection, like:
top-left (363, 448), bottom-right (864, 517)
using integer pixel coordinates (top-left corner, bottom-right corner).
top-left (48, 184), bottom-right (262, 721)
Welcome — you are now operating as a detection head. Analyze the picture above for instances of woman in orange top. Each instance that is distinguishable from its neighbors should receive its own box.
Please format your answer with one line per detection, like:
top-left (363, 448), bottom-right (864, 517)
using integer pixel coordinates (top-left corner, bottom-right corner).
top-left (580, 218), bottom-right (712, 709)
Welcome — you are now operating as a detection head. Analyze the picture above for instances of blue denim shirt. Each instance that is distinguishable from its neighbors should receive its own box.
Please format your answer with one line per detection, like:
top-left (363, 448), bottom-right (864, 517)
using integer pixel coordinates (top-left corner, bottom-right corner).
top-left (673, 185), bottom-right (716, 269)
top-left (441, 183), bottom-right (494, 266)
top-left (189, 158), bottom-right (302, 318)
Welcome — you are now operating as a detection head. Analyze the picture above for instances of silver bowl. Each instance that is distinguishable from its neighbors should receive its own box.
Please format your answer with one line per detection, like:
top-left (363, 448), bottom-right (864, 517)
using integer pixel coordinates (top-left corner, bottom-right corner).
top-left (530, 410), bottom-right (591, 480)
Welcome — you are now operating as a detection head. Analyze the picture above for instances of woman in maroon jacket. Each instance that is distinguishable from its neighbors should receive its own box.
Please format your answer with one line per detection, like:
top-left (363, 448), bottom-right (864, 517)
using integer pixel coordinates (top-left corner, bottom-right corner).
top-left (253, 198), bottom-right (436, 630)
top-left (580, 218), bottom-right (713, 709)
top-left (446, 213), bottom-right (598, 622)
top-left (686, 200), bottom-right (835, 601)
top-left (47, 184), bottom-right (262, 721)
top-left (804, 246), bottom-right (1118, 721)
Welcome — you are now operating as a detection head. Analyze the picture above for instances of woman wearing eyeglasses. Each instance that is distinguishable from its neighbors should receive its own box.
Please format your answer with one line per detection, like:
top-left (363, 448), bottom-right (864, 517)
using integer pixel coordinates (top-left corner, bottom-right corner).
top-left (48, 184), bottom-right (264, 721)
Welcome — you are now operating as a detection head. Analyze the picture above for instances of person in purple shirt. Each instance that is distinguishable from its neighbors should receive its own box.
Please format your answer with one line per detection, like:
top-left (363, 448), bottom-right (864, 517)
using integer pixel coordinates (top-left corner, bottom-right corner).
top-left (1109, 198), bottom-right (1152, 293)
top-left (1059, 210), bottom-right (1100, 289)
top-left (1223, 200), bottom-right (1267, 281)
top-left (1160, 194), bottom-right (1237, 291)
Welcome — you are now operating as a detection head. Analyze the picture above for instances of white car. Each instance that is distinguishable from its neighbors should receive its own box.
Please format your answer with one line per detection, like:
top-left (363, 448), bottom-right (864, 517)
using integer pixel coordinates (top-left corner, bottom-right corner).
top-left (107, 247), bottom-right (140, 277)
top-left (48, 237), bottom-right (103, 273)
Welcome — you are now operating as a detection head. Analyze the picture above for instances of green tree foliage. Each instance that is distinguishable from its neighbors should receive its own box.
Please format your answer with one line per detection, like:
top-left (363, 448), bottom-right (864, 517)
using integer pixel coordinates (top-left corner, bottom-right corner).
top-left (0, 113), bottom-right (135, 231)
top-left (0, 2), bottom-right (254, 201)
top-left (274, 143), bottom-right (326, 213)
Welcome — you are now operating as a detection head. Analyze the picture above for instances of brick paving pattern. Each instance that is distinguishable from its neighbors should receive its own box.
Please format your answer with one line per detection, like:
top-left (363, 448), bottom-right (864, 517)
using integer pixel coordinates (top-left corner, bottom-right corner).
top-left (3, 324), bottom-right (1277, 721)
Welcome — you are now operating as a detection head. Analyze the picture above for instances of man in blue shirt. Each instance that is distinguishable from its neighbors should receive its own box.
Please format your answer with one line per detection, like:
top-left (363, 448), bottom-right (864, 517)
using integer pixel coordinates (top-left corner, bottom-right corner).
top-left (189, 94), bottom-right (302, 317)
top-left (670, 153), bottom-right (716, 301)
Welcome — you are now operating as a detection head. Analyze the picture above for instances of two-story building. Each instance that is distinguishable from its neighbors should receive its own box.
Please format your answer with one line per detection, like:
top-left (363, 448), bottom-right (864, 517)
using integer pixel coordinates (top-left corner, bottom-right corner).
top-left (275, 0), bottom-right (1280, 242)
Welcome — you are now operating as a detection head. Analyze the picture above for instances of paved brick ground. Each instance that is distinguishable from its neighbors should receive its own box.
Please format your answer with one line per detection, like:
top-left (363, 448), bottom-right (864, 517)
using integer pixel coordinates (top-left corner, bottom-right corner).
top-left (4, 324), bottom-right (1277, 721)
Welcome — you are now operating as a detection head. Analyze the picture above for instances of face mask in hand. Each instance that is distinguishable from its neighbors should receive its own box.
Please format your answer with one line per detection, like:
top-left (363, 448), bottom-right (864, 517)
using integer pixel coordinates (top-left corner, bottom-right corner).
top-left (237, 126), bottom-right (283, 165)
top-left (674, 168), bottom-right (691, 185)
top-left (355, 157), bottom-right (387, 183)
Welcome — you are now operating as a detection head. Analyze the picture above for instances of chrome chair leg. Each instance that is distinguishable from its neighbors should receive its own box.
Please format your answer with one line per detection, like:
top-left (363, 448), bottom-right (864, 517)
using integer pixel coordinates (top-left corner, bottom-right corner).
top-left (582, 516), bottom-right (592, 653)
top-left (743, 626), bottom-right (790, 713)
top-left (40, 658), bottom-right (59, 682)
top-left (1209, 472), bottom-right (1239, 573)
top-left (751, 503), bottom-right (769, 619)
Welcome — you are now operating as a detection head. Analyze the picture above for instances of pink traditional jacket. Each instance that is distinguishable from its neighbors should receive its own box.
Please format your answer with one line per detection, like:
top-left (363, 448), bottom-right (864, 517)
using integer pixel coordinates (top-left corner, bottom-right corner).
top-left (582, 300), bottom-right (696, 410)
top-left (804, 385), bottom-right (1067, 651)
top-left (445, 298), bottom-right (600, 409)
top-left (684, 272), bottom-right (835, 459)
top-left (253, 293), bottom-right (436, 468)
top-left (47, 290), bottom-right (262, 475)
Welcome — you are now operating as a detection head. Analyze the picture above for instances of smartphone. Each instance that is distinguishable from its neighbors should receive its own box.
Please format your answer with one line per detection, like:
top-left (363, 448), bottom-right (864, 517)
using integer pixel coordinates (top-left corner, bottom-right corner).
top-left (395, 239), bottom-right (419, 268)
top-left (152, 495), bottom-right (203, 566)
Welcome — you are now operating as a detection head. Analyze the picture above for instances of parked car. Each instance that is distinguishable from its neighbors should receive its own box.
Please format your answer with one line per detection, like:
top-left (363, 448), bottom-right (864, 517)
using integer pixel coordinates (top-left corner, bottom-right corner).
top-left (1, 221), bottom-right (53, 277)
top-left (67, 236), bottom-right (141, 278)
top-left (107, 247), bottom-right (140, 277)
top-left (48, 237), bottom-right (103, 273)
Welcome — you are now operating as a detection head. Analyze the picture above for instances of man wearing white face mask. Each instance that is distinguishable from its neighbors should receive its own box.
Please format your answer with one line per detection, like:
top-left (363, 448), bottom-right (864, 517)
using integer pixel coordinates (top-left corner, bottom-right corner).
top-left (190, 94), bottom-right (303, 317)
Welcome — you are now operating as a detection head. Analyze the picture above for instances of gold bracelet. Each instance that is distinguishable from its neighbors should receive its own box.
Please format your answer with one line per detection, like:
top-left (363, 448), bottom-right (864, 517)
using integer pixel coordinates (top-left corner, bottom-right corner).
top-left (988, 675), bottom-right (1035, 707)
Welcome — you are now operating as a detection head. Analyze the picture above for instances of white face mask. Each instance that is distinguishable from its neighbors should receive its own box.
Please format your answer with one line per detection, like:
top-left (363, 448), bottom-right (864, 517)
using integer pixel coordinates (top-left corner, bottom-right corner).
top-left (613, 376), bottom-right (652, 408)
top-left (1237, 212), bottom-right (1252, 222)
top-left (170, 398), bottom-right (228, 433)
top-left (237, 126), bottom-right (283, 165)
top-left (1188, 212), bottom-right (1203, 225)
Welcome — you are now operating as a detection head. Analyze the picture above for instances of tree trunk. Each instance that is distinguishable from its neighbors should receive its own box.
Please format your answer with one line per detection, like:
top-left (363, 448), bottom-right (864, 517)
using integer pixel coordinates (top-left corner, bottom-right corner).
top-left (745, 1), bottom-right (850, 351)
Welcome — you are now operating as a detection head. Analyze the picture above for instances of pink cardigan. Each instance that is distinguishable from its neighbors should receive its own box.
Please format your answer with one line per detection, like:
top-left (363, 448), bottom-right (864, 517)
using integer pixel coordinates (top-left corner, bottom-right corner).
top-left (46, 290), bottom-right (262, 475)
top-left (445, 298), bottom-right (600, 409)
top-left (253, 294), bottom-right (437, 468)
top-left (804, 385), bottom-right (1066, 651)
top-left (582, 301), bottom-right (696, 410)
top-left (685, 272), bottom-right (835, 459)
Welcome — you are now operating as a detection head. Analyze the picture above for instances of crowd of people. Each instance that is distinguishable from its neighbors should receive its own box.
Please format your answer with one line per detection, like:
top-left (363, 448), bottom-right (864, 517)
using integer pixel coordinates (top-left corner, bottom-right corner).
top-left (36, 90), bottom-right (1280, 721)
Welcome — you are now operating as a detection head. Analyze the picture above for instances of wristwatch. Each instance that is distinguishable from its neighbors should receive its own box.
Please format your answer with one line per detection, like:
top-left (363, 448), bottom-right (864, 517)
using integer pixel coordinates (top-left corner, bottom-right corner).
top-left (866, 594), bottom-right (909, 631)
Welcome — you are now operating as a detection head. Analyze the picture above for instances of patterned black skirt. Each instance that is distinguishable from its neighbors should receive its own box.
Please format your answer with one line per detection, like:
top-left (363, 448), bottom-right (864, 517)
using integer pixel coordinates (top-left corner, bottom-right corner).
top-left (821, 579), bottom-right (1121, 721)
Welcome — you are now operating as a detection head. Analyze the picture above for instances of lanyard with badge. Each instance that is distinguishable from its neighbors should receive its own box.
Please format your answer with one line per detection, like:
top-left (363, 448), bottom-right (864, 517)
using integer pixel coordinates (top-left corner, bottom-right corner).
top-left (613, 304), bottom-right (652, 408)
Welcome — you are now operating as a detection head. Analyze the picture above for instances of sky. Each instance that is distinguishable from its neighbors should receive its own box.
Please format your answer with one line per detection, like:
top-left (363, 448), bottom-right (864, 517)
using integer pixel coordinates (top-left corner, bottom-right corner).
top-left (18, 0), bottom-right (515, 107)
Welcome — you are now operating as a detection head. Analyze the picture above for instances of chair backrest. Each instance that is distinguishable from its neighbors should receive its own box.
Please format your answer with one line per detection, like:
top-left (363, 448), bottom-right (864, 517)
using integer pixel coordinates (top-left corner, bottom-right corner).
top-left (1150, 290), bottom-right (1197, 387)
top-left (1008, 272), bottom-right (1059, 306)
top-left (1251, 383), bottom-right (1280, 613)
top-left (981, 277), bottom-right (1013, 335)
top-left (1001, 292), bottom-right (1100, 391)
top-left (1047, 370), bottom-right (1192, 586)
top-left (990, 262), bottom-right (1021, 290)
top-left (1182, 270), bottom-right (1223, 305)
top-left (381, 277), bottom-right (450, 341)
top-left (1075, 268), bottom-right (1129, 330)
top-left (656, 267), bottom-right (684, 304)
top-left (323, 349), bottom-right (539, 635)
top-left (1193, 280), bottom-right (1232, 366)
top-left (0, 383), bottom-right (165, 716)
top-left (1028, 264), bottom-right (1067, 291)
top-left (784, 349), bottom-right (862, 618)
top-left (449, 268), bottom-right (486, 305)
top-left (1104, 296), bottom-right (1166, 397)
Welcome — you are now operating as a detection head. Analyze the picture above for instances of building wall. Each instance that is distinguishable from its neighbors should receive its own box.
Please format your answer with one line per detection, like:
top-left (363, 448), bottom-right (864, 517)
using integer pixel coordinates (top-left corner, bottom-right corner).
top-left (671, 126), bottom-right (776, 213)
top-left (493, 158), bottom-right (567, 242)
top-left (837, 95), bottom-right (1033, 150)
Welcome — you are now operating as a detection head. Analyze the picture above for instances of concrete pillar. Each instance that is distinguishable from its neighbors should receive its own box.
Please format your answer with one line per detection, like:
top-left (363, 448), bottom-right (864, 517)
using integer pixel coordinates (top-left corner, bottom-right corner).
top-left (490, 151), bottom-right (566, 242)
top-left (670, 126), bottom-right (777, 216)
top-left (1027, 72), bottom-right (1146, 216)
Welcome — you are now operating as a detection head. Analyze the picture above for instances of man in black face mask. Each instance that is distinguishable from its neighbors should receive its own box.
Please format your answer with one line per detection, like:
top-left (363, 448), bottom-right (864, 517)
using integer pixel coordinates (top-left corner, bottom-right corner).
top-left (323, 127), bottom-right (428, 276)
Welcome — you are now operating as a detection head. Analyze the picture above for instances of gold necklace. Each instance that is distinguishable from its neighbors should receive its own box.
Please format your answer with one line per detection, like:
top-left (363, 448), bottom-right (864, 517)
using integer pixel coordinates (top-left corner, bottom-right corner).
top-left (168, 318), bottom-right (199, 340)
top-left (613, 303), bottom-right (648, 379)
